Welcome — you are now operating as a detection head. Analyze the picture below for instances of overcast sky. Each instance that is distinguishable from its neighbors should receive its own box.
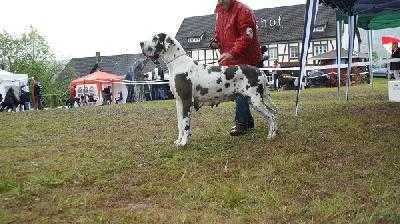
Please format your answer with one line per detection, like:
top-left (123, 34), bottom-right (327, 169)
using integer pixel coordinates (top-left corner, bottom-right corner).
top-left (0, 0), bottom-right (305, 60)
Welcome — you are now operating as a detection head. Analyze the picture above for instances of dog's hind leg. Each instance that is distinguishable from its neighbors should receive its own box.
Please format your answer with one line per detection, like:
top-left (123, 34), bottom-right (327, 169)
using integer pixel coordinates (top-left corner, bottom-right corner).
top-left (249, 96), bottom-right (277, 139)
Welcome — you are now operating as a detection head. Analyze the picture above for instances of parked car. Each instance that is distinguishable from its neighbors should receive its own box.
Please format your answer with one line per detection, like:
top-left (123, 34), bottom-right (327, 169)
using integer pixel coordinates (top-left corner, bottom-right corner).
top-left (305, 70), bottom-right (330, 88)
top-left (372, 67), bottom-right (392, 78)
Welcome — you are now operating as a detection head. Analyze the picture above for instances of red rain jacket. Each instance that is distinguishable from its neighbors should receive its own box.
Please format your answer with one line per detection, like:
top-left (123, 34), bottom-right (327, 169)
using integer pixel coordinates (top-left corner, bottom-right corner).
top-left (214, 0), bottom-right (261, 66)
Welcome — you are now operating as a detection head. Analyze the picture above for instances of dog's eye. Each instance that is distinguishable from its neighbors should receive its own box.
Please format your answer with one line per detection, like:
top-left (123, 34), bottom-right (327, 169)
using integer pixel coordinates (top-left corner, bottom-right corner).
top-left (147, 47), bottom-right (153, 52)
top-left (152, 37), bottom-right (158, 42)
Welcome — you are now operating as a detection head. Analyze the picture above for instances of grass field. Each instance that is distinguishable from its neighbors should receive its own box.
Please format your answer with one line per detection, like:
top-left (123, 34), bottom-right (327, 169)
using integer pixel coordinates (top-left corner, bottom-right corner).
top-left (1, 79), bottom-right (399, 223)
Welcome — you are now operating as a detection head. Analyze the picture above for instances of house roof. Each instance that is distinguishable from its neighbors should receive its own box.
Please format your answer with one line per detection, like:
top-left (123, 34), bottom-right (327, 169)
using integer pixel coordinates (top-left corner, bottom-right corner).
top-left (61, 53), bottom-right (168, 79)
top-left (175, 4), bottom-right (337, 50)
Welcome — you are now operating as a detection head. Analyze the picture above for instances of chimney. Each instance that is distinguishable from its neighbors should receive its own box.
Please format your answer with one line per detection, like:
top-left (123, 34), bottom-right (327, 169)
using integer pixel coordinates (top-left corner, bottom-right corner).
top-left (96, 52), bottom-right (101, 64)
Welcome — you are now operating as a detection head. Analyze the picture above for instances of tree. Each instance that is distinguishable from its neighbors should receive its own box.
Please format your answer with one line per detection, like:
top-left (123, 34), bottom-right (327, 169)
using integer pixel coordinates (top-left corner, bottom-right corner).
top-left (0, 26), bottom-right (71, 106)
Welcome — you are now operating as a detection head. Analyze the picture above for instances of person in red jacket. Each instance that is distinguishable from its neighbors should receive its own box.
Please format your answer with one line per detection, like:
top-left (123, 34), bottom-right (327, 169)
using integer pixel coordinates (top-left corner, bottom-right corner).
top-left (210, 0), bottom-right (261, 136)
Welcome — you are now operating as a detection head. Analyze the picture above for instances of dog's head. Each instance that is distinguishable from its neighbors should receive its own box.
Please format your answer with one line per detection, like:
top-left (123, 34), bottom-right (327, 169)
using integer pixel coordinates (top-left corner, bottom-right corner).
top-left (140, 33), bottom-right (178, 64)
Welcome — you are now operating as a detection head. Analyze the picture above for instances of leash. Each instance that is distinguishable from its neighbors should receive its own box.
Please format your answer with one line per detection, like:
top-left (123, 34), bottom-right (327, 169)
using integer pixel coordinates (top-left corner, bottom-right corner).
top-left (165, 53), bottom-right (188, 65)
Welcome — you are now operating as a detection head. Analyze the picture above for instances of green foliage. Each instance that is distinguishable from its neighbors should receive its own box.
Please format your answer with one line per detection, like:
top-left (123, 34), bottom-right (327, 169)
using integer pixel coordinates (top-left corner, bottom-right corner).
top-left (0, 26), bottom-right (72, 106)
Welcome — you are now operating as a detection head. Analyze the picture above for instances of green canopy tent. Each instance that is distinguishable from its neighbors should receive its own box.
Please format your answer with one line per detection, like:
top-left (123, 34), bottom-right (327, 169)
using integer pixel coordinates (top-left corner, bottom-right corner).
top-left (296, 0), bottom-right (400, 114)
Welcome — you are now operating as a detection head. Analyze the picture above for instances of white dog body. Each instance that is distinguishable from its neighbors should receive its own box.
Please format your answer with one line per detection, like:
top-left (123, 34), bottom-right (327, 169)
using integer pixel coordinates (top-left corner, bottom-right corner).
top-left (141, 33), bottom-right (277, 146)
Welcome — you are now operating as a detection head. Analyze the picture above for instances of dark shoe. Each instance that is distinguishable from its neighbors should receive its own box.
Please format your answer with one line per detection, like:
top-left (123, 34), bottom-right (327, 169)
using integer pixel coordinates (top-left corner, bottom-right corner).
top-left (248, 120), bottom-right (254, 129)
top-left (230, 121), bottom-right (254, 131)
top-left (230, 123), bottom-right (248, 136)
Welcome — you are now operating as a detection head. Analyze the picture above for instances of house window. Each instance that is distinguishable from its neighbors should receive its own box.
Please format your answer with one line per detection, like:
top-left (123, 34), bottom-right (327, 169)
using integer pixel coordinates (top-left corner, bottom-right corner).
top-left (289, 46), bottom-right (299, 59)
top-left (269, 47), bottom-right (278, 60)
top-left (188, 37), bottom-right (201, 43)
top-left (313, 43), bottom-right (328, 56)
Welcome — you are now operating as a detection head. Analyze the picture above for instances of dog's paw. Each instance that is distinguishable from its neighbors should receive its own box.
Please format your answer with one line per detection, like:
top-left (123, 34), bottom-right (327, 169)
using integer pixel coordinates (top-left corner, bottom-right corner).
top-left (174, 139), bottom-right (181, 146)
top-left (175, 140), bottom-right (188, 147)
top-left (267, 130), bottom-right (277, 139)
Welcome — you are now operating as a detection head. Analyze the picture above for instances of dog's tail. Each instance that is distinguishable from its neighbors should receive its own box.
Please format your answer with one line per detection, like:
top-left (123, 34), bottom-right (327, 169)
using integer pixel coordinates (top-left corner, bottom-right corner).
top-left (258, 70), bottom-right (278, 114)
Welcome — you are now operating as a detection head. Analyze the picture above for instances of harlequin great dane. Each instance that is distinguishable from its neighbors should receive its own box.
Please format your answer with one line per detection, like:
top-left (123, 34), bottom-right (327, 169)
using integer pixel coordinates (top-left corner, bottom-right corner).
top-left (140, 33), bottom-right (278, 146)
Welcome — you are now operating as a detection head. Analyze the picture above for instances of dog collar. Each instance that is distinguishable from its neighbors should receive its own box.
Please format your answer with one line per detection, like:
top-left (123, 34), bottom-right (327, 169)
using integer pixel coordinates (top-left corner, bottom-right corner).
top-left (166, 54), bottom-right (187, 65)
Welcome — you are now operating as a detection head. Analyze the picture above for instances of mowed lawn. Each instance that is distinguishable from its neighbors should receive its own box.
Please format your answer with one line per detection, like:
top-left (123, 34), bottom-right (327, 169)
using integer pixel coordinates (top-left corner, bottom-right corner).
top-left (1, 79), bottom-right (399, 223)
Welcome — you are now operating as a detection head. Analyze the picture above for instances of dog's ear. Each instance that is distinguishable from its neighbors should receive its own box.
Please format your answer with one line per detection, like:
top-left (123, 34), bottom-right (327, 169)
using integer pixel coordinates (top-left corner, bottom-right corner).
top-left (165, 36), bottom-right (176, 51)
top-left (155, 33), bottom-right (167, 53)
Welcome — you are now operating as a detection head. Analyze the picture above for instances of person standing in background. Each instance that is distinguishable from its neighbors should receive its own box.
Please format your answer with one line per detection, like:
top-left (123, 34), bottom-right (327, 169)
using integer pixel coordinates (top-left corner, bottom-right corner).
top-left (390, 42), bottom-right (400, 80)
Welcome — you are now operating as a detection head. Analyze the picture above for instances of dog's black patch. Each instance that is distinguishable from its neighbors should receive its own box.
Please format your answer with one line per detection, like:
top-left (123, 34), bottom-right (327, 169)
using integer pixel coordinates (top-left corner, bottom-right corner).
top-left (196, 85), bottom-right (209, 96)
top-left (152, 36), bottom-right (158, 43)
top-left (246, 85), bottom-right (250, 90)
top-left (208, 66), bottom-right (222, 74)
top-left (216, 78), bottom-right (223, 84)
top-left (175, 73), bottom-right (193, 117)
top-left (184, 125), bottom-right (190, 131)
top-left (224, 66), bottom-right (238, 80)
top-left (217, 88), bottom-right (222, 92)
top-left (257, 84), bottom-right (264, 98)
top-left (194, 61), bottom-right (199, 65)
top-left (157, 33), bottom-right (167, 42)
top-left (240, 65), bottom-right (259, 87)
top-left (166, 37), bottom-right (175, 46)
top-left (193, 98), bottom-right (201, 111)
top-left (154, 33), bottom-right (167, 55)
top-left (225, 83), bottom-right (230, 88)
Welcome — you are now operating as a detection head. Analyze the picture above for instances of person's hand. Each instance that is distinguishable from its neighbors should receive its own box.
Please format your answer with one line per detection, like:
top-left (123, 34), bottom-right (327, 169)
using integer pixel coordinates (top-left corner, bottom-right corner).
top-left (209, 39), bottom-right (219, 49)
top-left (219, 53), bottom-right (234, 64)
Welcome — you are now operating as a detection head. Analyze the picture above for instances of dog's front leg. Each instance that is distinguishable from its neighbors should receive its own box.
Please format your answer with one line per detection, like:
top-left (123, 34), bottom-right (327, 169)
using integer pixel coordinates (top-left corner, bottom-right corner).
top-left (176, 97), bottom-right (192, 147)
top-left (175, 98), bottom-right (184, 145)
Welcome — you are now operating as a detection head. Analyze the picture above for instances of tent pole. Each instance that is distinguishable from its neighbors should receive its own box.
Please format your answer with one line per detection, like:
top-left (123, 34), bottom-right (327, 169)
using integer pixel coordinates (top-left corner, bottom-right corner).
top-left (368, 29), bottom-right (374, 87)
top-left (336, 19), bottom-right (342, 98)
top-left (346, 15), bottom-right (355, 101)
top-left (295, 0), bottom-right (319, 115)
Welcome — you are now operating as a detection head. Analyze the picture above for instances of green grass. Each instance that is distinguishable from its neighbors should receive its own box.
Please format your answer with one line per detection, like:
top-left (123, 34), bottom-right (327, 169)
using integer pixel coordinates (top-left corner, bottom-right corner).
top-left (1, 78), bottom-right (399, 223)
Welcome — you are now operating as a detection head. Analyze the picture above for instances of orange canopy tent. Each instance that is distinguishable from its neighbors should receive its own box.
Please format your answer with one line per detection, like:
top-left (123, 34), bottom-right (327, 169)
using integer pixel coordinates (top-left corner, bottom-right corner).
top-left (69, 71), bottom-right (123, 97)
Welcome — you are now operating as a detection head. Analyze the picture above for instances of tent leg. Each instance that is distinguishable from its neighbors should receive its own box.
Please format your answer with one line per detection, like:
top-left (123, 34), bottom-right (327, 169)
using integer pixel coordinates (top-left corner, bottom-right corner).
top-left (295, 0), bottom-right (319, 115)
top-left (336, 19), bottom-right (342, 98)
top-left (368, 29), bottom-right (374, 87)
top-left (346, 15), bottom-right (355, 101)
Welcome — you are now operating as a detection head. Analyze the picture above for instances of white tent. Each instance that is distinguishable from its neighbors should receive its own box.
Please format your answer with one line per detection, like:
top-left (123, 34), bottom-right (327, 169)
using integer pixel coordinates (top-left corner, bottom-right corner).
top-left (0, 69), bottom-right (29, 101)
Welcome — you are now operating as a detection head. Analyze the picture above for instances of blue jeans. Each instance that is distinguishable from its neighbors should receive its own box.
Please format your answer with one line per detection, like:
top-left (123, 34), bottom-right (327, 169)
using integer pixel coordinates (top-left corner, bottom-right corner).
top-left (235, 95), bottom-right (254, 125)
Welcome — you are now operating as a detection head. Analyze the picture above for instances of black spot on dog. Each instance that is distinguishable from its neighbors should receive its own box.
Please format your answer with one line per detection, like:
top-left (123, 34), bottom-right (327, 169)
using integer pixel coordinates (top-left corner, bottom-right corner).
top-left (166, 37), bottom-right (175, 46)
top-left (177, 48), bottom-right (180, 50)
top-left (240, 65), bottom-right (260, 87)
top-left (224, 66), bottom-right (238, 80)
top-left (257, 84), bottom-right (264, 98)
top-left (208, 66), bottom-right (222, 74)
top-left (217, 88), bottom-right (222, 92)
top-left (196, 85), bottom-right (209, 96)
top-left (184, 125), bottom-right (190, 131)
top-left (216, 78), bottom-right (223, 84)
top-left (155, 33), bottom-right (167, 55)
top-left (175, 73), bottom-right (193, 117)
top-left (193, 98), bottom-right (201, 111)
top-left (157, 33), bottom-right (167, 42)
top-left (194, 61), bottom-right (199, 65)
top-left (225, 83), bottom-right (230, 88)
top-left (246, 85), bottom-right (250, 90)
